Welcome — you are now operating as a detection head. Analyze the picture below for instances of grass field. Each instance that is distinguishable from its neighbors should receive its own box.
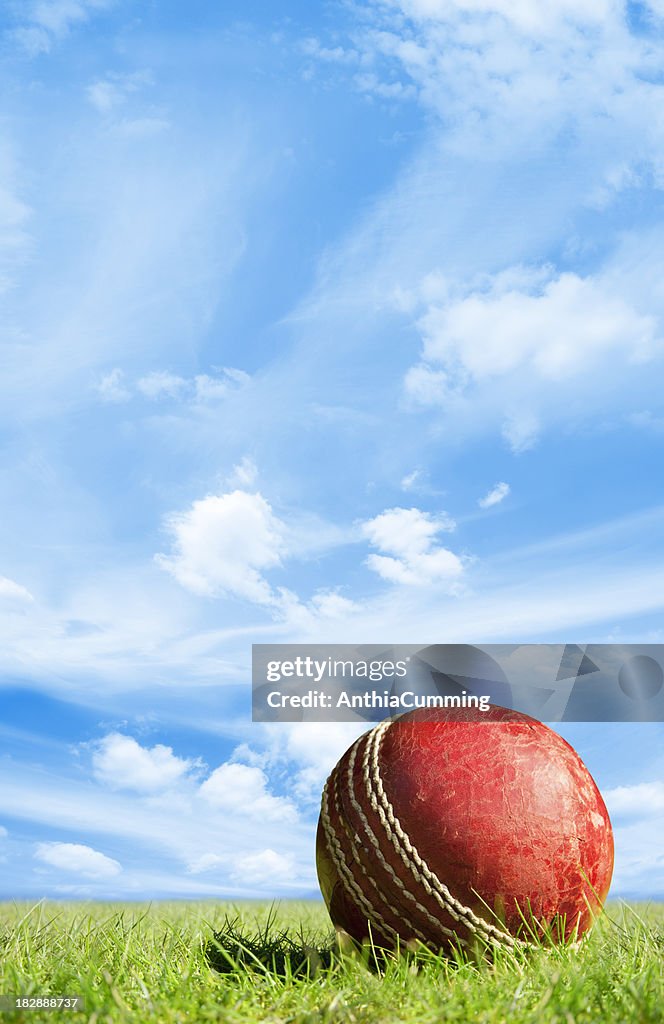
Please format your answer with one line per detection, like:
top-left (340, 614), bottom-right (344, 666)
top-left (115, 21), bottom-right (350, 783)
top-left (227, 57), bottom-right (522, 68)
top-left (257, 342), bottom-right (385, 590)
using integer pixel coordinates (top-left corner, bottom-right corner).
top-left (0, 900), bottom-right (662, 1023)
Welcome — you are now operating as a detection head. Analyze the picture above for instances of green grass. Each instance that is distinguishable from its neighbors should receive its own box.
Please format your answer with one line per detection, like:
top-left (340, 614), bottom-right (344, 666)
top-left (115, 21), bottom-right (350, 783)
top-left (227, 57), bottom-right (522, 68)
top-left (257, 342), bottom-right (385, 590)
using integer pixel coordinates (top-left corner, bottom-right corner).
top-left (0, 900), bottom-right (662, 1023)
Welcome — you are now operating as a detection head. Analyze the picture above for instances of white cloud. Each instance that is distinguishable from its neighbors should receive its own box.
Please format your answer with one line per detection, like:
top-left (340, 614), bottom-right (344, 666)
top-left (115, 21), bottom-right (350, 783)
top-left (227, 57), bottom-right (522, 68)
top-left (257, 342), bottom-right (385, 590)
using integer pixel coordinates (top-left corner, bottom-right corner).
top-left (604, 781), bottom-right (664, 819)
top-left (221, 367), bottom-right (251, 385)
top-left (137, 370), bottom-right (247, 403)
top-left (199, 762), bottom-right (298, 823)
top-left (231, 848), bottom-right (293, 885)
top-left (606, 810), bottom-right (664, 896)
top-left (193, 371), bottom-right (248, 402)
top-left (395, 0), bottom-right (613, 35)
top-left (403, 364), bottom-right (448, 406)
top-left (34, 841), bottom-right (121, 879)
top-left (366, 549), bottom-right (463, 585)
top-left (137, 371), bottom-right (187, 400)
top-left (309, 590), bottom-right (358, 618)
top-left (354, 72), bottom-right (418, 102)
top-left (187, 852), bottom-right (226, 874)
top-left (92, 733), bottom-right (198, 793)
top-left (97, 368), bottom-right (250, 405)
top-left (260, 585), bottom-right (361, 634)
top-left (478, 481), bottom-right (510, 509)
top-left (156, 490), bottom-right (286, 603)
top-left (363, 505), bottom-right (455, 554)
top-left (361, 506), bottom-right (463, 585)
top-left (0, 576), bottom-right (34, 602)
top-left (267, 722), bottom-right (367, 802)
top-left (344, 0), bottom-right (664, 166)
top-left (31, 0), bottom-right (111, 34)
top-left (403, 266), bottom-right (662, 450)
top-left (0, 825), bottom-right (7, 838)
top-left (95, 368), bottom-right (131, 403)
top-left (400, 468), bottom-right (423, 491)
top-left (418, 270), bottom-right (658, 386)
top-left (301, 37), bottom-right (359, 65)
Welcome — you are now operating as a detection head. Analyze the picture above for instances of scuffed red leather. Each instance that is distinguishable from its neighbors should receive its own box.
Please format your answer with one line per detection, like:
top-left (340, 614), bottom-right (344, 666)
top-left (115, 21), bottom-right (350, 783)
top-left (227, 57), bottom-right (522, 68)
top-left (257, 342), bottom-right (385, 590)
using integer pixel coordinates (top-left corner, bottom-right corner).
top-left (316, 706), bottom-right (614, 949)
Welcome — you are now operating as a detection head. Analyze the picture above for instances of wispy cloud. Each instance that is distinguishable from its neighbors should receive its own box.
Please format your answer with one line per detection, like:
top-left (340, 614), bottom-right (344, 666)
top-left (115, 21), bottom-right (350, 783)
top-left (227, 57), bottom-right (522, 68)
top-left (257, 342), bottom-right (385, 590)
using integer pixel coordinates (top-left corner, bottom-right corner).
top-left (0, 99), bottom-right (257, 426)
top-left (478, 482), bottom-right (510, 509)
top-left (137, 369), bottom-right (252, 402)
top-left (231, 849), bottom-right (294, 885)
top-left (95, 367), bottom-right (251, 404)
top-left (136, 371), bottom-right (188, 400)
top-left (605, 781), bottom-right (664, 819)
top-left (95, 368), bottom-right (131, 403)
top-left (400, 468), bottom-right (424, 492)
top-left (0, 576), bottom-right (34, 603)
top-left (86, 71), bottom-right (153, 114)
top-left (227, 456), bottom-right (258, 488)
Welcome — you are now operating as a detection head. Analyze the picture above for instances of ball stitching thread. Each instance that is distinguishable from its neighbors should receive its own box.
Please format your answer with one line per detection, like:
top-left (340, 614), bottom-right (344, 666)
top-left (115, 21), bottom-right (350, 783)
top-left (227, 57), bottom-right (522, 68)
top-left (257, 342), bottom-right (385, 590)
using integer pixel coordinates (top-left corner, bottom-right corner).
top-left (365, 720), bottom-right (520, 949)
top-left (346, 735), bottom-right (458, 946)
top-left (320, 759), bottom-right (400, 943)
top-left (320, 718), bottom-right (529, 951)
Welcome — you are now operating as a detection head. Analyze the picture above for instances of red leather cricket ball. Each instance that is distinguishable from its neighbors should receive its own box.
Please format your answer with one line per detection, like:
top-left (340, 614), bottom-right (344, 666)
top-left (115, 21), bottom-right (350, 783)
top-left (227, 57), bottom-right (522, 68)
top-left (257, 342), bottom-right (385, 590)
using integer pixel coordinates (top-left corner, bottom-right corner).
top-left (316, 706), bottom-right (613, 951)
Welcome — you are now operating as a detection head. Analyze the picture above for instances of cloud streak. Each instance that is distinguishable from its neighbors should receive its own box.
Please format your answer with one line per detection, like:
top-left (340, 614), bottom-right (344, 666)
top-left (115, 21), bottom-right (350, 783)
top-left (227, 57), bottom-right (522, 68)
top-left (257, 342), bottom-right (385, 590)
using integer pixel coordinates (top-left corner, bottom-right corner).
top-left (478, 482), bottom-right (510, 509)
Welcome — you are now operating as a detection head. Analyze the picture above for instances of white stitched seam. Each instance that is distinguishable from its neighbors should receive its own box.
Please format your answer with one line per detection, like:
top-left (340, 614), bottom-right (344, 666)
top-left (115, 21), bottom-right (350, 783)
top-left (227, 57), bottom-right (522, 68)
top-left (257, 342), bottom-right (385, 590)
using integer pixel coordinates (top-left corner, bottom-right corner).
top-left (320, 759), bottom-right (400, 943)
top-left (364, 720), bottom-right (520, 949)
top-left (346, 733), bottom-right (460, 946)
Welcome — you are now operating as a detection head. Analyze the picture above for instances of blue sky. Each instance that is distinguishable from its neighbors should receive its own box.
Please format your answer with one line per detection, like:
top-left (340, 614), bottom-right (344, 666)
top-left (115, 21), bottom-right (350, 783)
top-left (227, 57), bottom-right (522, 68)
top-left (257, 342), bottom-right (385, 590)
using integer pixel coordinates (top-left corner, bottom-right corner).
top-left (1, 0), bottom-right (664, 901)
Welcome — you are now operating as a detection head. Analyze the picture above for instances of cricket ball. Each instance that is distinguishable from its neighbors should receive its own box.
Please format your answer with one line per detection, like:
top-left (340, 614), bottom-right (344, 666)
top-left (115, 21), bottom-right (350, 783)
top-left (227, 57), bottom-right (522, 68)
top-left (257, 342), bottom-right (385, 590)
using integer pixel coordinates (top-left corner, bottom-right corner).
top-left (316, 706), bottom-right (613, 951)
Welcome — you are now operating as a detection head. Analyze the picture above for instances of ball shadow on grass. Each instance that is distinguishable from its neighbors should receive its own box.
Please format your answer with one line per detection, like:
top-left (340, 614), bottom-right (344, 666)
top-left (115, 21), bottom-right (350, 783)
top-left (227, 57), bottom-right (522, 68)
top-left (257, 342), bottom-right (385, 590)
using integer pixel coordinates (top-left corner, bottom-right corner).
top-left (204, 916), bottom-right (498, 980)
top-left (206, 917), bottom-right (336, 980)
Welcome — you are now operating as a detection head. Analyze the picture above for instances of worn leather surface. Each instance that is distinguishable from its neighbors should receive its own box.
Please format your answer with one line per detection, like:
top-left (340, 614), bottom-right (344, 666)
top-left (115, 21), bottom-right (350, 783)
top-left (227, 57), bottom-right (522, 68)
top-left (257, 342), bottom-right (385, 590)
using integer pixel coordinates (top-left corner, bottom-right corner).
top-left (316, 706), bottom-right (614, 949)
